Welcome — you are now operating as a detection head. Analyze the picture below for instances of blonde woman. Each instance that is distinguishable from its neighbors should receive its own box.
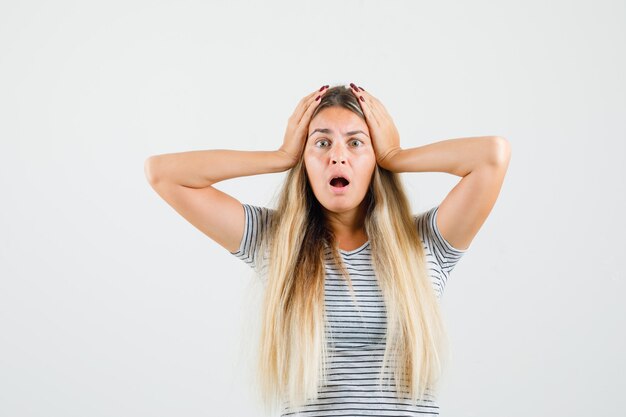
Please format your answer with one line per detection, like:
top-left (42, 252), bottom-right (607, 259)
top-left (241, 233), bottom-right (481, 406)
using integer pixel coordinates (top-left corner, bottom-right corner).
top-left (144, 84), bottom-right (511, 416)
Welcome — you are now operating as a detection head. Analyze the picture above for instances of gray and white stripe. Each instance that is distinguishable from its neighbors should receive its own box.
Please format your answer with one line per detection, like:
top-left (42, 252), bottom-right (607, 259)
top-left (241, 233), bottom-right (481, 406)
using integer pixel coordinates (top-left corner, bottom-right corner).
top-left (231, 203), bottom-right (467, 416)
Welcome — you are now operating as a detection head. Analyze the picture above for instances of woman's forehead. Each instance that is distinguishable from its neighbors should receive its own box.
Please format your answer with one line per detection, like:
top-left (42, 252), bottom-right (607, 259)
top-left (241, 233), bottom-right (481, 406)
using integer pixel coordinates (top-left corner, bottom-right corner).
top-left (309, 116), bottom-right (367, 133)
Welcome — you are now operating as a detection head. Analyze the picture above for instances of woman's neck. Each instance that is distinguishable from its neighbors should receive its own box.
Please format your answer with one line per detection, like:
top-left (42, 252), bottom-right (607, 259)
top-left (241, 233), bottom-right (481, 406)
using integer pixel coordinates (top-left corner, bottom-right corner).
top-left (324, 205), bottom-right (368, 250)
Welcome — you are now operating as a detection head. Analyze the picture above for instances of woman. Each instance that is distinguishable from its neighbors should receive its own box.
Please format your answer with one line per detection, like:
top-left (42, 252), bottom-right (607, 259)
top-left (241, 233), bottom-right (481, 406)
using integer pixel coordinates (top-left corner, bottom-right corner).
top-left (144, 84), bottom-right (511, 416)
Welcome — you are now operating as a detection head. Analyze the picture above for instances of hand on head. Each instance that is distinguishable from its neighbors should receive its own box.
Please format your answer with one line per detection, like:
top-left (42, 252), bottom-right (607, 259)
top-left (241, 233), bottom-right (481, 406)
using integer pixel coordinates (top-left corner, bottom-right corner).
top-left (348, 83), bottom-right (402, 169)
top-left (278, 85), bottom-right (329, 167)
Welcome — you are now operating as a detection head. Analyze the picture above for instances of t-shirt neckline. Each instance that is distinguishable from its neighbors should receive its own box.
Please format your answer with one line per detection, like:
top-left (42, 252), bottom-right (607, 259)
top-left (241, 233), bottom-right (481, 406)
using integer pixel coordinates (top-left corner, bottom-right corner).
top-left (339, 240), bottom-right (371, 255)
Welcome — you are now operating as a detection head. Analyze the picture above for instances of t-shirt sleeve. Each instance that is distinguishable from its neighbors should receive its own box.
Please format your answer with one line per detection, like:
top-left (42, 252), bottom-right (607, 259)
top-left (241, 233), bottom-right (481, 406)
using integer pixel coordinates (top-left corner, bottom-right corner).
top-left (229, 203), bottom-right (274, 274)
top-left (415, 205), bottom-right (469, 296)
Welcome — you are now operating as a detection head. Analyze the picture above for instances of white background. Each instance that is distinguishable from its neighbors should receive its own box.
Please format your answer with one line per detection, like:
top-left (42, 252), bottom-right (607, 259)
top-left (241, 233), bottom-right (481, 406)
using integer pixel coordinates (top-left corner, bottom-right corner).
top-left (1, 0), bottom-right (624, 416)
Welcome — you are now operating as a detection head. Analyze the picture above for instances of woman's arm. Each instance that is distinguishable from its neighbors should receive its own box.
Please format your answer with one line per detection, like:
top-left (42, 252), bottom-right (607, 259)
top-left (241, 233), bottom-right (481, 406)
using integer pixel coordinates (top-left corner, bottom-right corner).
top-left (347, 84), bottom-right (511, 252)
top-left (143, 150), bottom-right (294, 253)
top-left (145, 149), bottom-right (294, 187)
top-left (380, 135), bottom-right (506, 176)
top-left (143, 85), bottom-right (329, 253)
top-left (385, 136), bottom-right (511, 251)
top-left (145, 83), bottom-right (330, 187)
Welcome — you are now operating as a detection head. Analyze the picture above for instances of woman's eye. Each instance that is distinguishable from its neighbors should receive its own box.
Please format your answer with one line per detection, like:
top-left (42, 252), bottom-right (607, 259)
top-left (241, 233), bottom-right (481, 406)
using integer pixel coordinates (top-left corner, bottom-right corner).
top-left (315, 139), bottom-right (362, 148)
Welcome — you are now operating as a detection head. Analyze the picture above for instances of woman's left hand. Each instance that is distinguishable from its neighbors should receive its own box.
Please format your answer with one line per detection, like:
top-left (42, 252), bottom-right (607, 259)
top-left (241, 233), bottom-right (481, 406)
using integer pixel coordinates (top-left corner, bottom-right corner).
top-left (349, 83), bottom-right (402, 170)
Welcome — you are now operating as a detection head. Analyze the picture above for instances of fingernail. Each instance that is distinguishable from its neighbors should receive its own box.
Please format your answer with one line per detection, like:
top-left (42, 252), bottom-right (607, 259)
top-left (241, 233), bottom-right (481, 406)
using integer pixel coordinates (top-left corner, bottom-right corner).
top-left (315, 95), bottom-right (321, 101)
top-left (319, 86), bottom-right (325, 91)
top-left (359, 96), bottom-right (365, 102)
top-left (350, 83), bottom-right (358, 92)
top-left (358, 86), bottom-right (365, 91)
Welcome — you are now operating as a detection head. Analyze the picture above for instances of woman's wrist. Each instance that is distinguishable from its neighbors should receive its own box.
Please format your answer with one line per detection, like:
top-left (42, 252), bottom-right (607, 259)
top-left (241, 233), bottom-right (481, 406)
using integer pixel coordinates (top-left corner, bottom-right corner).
top-left (275, 148), bottom-right (298, 170)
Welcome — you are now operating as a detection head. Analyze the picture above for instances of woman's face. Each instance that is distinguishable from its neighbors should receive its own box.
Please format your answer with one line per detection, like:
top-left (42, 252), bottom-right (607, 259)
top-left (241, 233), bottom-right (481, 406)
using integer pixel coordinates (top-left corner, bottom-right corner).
top-left (304, 106), bottom-right (376, 214)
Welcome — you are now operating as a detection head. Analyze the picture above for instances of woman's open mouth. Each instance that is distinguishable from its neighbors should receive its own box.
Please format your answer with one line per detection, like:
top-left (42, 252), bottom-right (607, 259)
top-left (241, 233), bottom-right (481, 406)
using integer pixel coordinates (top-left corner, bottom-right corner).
top-left (329, 177), bottom-right (350, 194)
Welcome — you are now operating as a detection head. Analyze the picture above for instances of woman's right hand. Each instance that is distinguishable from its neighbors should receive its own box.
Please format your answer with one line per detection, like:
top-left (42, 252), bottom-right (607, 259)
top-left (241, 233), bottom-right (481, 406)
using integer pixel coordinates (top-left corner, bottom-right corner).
top-left (277, 85), bottom-right (329, 168)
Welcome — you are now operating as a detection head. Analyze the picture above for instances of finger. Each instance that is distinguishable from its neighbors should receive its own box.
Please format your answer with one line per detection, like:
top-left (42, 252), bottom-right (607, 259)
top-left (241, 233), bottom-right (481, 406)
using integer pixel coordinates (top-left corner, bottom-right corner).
top-left (303, 85), bottom-right (328, 109)
top-left (299, 87), bottom-right (328, 126)
top-left (295, 85), bottom-right (328, 124)
top-left (349, 84), bottom-right (380, 126)
top-left (369, 94), bottom-right (391, 119)
top-left (292, 89), bottom-right (319, 119)
top-left (360, 92), bottom-right (390, 129)
top-left (355, 86), bottom-right (387, 121)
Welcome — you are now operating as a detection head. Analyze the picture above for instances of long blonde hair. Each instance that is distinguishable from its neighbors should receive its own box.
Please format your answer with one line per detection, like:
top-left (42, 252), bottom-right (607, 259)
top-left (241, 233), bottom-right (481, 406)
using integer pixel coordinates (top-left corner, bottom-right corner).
top-left (254, 86), bottom-right (448, 414)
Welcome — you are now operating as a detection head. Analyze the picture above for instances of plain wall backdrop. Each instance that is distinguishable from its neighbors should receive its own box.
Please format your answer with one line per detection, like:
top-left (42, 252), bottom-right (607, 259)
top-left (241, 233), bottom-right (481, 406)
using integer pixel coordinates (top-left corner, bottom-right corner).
top-left (1, 0), bottom-right (624, 416)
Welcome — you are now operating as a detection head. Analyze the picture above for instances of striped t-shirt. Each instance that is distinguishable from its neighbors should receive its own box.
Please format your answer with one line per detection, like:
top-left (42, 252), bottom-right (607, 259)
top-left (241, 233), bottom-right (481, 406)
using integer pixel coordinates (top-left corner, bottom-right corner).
top-left (230, 203), bottom-right (468, 416)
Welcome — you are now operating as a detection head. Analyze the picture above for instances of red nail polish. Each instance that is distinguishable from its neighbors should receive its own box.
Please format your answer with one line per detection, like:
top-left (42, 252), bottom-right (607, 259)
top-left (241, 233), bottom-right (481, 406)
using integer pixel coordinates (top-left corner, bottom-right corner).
top-left (359, 96), bottom-right (364, 102)
top-left (315, 95), bottom-right (321, 101)
top-left (319, 86), bottom-right (325, 92)
top-left (358, 86), bottom-right (365, 91)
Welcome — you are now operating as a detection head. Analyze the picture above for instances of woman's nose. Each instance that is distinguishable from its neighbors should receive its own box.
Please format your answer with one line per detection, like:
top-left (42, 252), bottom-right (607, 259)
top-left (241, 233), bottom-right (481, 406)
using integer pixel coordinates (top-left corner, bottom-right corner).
top-left (330, 147), bottom-right (346, 164)
top-left (331, 154), bottom-right (346, 164)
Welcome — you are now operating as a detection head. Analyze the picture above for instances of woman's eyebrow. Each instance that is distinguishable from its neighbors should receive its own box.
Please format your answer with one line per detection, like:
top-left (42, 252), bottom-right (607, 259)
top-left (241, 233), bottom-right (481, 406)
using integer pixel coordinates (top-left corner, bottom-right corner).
top-left (308, 128), bottom-right (370, 139)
